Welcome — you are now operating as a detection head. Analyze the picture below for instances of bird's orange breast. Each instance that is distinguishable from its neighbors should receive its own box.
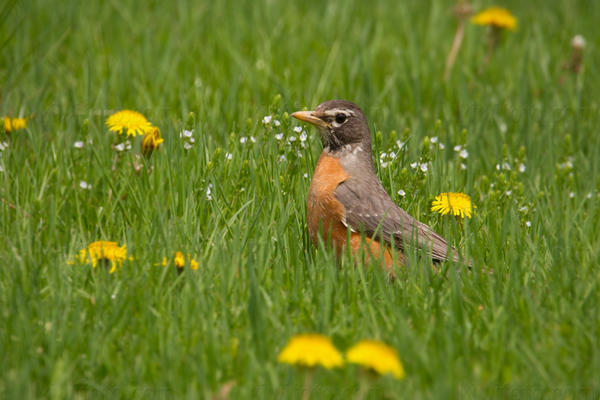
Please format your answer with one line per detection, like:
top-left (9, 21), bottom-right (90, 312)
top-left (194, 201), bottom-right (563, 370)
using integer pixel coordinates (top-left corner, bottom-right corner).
top-left (307, 153), bottom-right (399, 270)
top-left (307, 153), bottom-right (350, 255)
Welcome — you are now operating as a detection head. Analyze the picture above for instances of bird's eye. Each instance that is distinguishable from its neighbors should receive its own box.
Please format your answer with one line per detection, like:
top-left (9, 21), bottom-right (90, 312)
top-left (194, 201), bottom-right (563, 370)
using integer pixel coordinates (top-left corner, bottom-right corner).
top-left (335, 113), bottom-right (347, 124)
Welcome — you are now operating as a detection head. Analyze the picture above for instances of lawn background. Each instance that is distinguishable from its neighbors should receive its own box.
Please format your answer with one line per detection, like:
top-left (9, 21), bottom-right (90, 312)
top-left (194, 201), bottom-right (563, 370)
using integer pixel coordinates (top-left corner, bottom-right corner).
top-left (1, 0), bottom-right (599, 398)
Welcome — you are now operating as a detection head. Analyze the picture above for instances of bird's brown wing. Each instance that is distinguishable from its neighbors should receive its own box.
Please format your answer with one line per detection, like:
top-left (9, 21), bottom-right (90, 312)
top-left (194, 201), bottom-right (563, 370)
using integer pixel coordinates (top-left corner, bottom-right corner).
top-left (334, 178), bottom-right (459, 262)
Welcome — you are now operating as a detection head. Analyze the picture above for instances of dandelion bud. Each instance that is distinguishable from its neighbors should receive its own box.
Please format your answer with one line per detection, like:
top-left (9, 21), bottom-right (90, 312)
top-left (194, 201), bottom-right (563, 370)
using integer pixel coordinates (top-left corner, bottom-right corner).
top-left (141, 127), bottom-right (164, 157)
top-left (563, 134), bottom-right (572, 154)
top-left (423, 136), bottom-right (431, 148)
top-left (272, 93), bottom-right (282, 107)
top-left (185, 112), bottom-right (195, 130)
top-left (402, 127), bottom-right (411, 141)
top-left (375, 131), bottom-right (383, 143)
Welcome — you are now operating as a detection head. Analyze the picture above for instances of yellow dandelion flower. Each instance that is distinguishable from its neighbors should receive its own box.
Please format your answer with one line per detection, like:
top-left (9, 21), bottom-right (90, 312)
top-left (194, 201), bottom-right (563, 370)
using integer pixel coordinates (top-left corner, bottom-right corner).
top-left (3, 117), bottom-right (27, 133)
top-left (190, 258), bottom-right (199, 270)
top-left (346, 340), bottom-right (405, 380)
top-left (471, 7), bottom-right (517, 30)
top-left (75, 241), bottom-right (127, 273)
top-left (431, 192), bottom-right (474, 219)
top-left (141, 126), bottom-right (164, 156)
top-left (106, 110), bottom-right (152, 137)
top-left (278, 334), bottom-right (343, 369)
top-left (174, 251), bottom-right (185, 268)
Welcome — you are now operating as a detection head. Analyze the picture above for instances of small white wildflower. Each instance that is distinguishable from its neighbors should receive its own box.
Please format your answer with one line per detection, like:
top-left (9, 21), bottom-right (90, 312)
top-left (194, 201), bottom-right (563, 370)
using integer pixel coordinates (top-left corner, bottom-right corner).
top-left (518, 163), bottom-right (526, 173)
top-left (288, 136), bottom-right (296, 142)
top-left (303, 173), bottom-right (309, 178)
top-left (380, 152), bottom-right (387, 159)
top-left (502, 162), bottom-right (511, 170)
top-left (275, 133), bottom-right (284, 140)
top-left (262, 115), bottom-right (272, 124)
top-left (410, 162), bottom-right (418, 169)
top-left (389, 151), bottom-right (396, 159)
top-left (296, 150), bottom-right (303, 158)
top-left (279, 154), bottom-right (287, 162)
top-left (453, 145), bottom-right (462, 152)
top-left (189, 137), bottom-right (195, 144)
top-left (569, 192), bottom-right (575, 198)
top-left (586, 192), bottom-right (592, 199)
top-left (506, 190), bottom-right (512, 196)
top-left (181, 129), bottom-right (193, 138)
top-left (519, 206), bottom-right (528, 212)
top-left (250, 136), bottom-right (256, 143)
top-left (240, 137), bottom-right (248, 144)
top-left (206, 184), bottom-right (213, 201)
top-left (0, 141), bottom-right (8, 151)
top-left (114, 143), bottom-right (125, 152)
top-left (125, 141), bottom-right (132, 150)
top-left (299, 132), bottom-right (307, 142)
top-left (397, 189), bottom-right (406, 197)
top-left (79, 181), bottom-right (91, 190)
top-left (274, 119), bottom-right (281, 127)
top-left (225, 152), bottom-right (233, 160)
top-left (525, 221), bottom-right (531, 227)
top-left (563, 159), bottom-right (574, 169)
top-left (439, 143), bottom-right (445, 150)
top-left (420, 163), bottom-right (428, 173)
top-left (430, 136), bottom-right (438, 144)
top-left (459, 149), bottom-right (469, 159)
top-left (381, 162), bottom-right (389, 168)
top-left (496, 164), bottom-right (501, 171)
top-left (240, 187), bottom-right (245, 192)
top-left (499, 122), bottom-right (507, 133)
top-left (74, 141), bottom-right (84, 149)
top-left (293, 126), bottom-right (303, 133)
top-left (460, 163), bottom-right (467, 170)
top-left (184, 142), bottom-right (192, 150)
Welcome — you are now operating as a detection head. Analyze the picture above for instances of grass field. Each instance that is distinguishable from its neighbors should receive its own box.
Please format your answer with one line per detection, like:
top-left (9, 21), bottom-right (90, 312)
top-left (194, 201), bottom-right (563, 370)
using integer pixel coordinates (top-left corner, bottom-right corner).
top-left (1, 0), bottom-right (600, 398)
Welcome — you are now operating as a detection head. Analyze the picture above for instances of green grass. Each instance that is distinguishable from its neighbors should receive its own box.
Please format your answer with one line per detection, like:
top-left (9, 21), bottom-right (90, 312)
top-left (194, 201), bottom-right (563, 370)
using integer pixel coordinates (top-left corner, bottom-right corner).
top-left (1, 0), bottom-right (600, 398)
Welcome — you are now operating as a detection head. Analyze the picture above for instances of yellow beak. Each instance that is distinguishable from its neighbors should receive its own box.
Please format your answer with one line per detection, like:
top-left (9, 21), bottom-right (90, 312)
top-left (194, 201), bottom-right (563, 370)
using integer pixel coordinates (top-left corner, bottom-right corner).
top-left (291, 111), bottom-right (329, 129)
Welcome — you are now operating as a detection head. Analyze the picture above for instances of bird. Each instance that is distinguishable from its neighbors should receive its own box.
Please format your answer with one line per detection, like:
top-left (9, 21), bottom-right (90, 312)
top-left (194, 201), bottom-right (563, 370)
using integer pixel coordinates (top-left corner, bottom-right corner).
top-left (291, 100), bottom-right (460, 270)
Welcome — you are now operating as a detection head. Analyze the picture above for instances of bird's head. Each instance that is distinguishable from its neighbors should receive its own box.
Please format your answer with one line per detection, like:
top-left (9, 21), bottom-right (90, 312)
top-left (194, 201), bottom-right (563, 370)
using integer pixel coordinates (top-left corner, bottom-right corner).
top-left (291, 100), bottom-right (371, 151)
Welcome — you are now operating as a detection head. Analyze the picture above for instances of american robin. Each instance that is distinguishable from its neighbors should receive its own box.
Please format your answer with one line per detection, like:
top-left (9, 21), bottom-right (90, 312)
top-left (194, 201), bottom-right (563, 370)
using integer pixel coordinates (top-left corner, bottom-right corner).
top-left (292, 100), bottom-right (460, 269)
